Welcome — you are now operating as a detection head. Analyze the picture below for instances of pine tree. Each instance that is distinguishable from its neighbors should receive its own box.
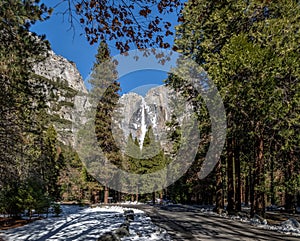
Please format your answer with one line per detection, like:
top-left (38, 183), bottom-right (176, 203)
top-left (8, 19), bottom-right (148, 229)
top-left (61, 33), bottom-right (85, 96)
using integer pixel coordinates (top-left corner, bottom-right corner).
top-left (0, 0), bottom-right (53, 214)
top-left (140, 127), bottom-right (169, 198)
top-left (123, 133), bottom-right (141, 199)
top-left (170, 0), bottom-right (300, 216)
top-left (40, 125), bottom-right (64, 200)
top-left (89, 41), bottom-right (123, 203)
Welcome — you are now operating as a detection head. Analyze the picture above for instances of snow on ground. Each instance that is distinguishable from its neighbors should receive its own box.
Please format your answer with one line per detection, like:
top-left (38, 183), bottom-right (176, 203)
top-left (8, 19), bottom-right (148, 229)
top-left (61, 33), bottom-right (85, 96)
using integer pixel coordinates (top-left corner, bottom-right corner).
top-left (191, 205), bottom-right (300, 236)
top-left (0, 205), bottom-right (171, 241)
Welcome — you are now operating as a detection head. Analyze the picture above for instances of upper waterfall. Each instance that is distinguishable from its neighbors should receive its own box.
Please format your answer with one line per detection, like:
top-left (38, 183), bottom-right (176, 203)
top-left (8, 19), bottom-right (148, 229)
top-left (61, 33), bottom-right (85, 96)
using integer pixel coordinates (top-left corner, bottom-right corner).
top-left (139, 97), bottom-right (148, 149)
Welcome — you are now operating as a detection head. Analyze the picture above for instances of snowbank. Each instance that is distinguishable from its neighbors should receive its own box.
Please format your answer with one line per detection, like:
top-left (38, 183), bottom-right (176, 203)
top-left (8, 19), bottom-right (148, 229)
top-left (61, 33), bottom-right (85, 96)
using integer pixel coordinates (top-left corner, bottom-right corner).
top-left (0, 205), bottom-right (171, 241)
top-left (195, 206), bottom-right (300, 236)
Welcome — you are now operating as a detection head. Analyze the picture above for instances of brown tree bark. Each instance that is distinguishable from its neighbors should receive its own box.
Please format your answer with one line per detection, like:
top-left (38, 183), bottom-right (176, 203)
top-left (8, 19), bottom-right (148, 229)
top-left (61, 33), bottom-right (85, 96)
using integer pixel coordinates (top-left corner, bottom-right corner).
top-left (270, 157), bottom-right (275, 205)
top-left (251, 136), bottom-right (265, 217)
top-left (250, 166), bottom-right (254, 210)
top-left (152, 192), bottom-right (156, 205)
top-left (227, 137), bottom-right (235, 212)
top-left (104, 186), bottom-right (109, 204)
top-left (215, 159), bottom-right (224, 213)
top-left (234, 138), bottom-right (241, 211)
top-left (245, 172), bottom-right (250, 206)
top-left (285, 153), bottom-right (296, 213)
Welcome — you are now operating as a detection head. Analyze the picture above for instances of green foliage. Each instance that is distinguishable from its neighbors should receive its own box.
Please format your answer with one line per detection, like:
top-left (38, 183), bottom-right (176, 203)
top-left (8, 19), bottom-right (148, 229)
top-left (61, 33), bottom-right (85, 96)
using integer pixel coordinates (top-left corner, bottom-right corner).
top-left (0, 0), bottom-right (56, 216)
top-left (52, 203), bottom-right (62, 217)
top-left (90, 41), bottom-right (123, 165)
top-left (123, 127), bottom-right (170, 196)
top-left (125, 128), bottom-right (170, 175)
top-left (58, 143), bottom-right (103, 204)
top-left (85, 41), bottom-right (124, 202)
top-left (169, 0), bottom-right (300, 212)
top-left (39, 125), bottom-right (64, 200)
top-left (17, 177), bottom-right (50, 217)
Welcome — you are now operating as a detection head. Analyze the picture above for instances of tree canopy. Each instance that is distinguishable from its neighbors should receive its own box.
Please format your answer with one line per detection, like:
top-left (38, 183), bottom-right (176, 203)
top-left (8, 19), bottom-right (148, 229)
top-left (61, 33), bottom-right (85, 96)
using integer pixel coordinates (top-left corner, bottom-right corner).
top-left (167, 0), bottom-right (300, 216)
top-left (55, 0), bottom-right (184, 51)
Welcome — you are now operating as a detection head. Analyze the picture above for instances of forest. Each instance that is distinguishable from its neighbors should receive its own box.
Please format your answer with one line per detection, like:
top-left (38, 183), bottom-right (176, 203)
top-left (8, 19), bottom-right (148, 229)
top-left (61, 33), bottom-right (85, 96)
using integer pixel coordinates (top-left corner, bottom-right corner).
top-left (0, 0), bottom-right (299, 220)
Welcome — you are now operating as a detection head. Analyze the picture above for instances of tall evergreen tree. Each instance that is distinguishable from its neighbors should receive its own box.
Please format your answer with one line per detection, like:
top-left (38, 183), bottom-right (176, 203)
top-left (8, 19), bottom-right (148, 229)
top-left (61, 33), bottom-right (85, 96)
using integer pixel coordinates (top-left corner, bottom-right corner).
top-left (40, 125), bottom-right (64, 200)
top-left (169, 0), bottom-right (300, 217)
top-left (123, 133), bottom-right (141, 200)
top-left (89, 41), bottom-right (123, 203)
top-left (0, 0), bottom-right (53, 214)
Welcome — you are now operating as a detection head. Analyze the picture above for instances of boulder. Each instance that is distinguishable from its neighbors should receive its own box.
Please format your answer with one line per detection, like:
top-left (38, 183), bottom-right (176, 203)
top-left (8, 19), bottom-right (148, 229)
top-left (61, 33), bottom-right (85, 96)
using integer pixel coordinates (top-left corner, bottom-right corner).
top-left (115, 226), bottom-right (130, 238)
top-left (124, 210), bottom-right (134, 222)
top-left (97, 232), bottom-right (120, 241)
top-left (120, 220), bottom-right (130, 231)
top-left (281, 218), bottom-right (300, 229)
top-left (252, 214), bottom-right (267, 225)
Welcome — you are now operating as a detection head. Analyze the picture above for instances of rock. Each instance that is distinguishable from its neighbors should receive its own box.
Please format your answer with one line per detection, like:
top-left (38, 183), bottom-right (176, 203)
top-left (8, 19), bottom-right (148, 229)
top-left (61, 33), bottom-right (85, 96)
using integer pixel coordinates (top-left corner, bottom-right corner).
top-left (124, 210), bottom-right (134, 222)
top-left (236, 211), bottom-right (249, 218)
top-left (97, 232), bottom-right (120, 241)
top-left (33, 50), bottom-right (87, 93)
top-left (115, 226), bottom-right (130, 238)
top-left (125, 214), bottom-right (134, 222)
top-left (32, 50), bottom-right (89, 147)
top-left (213, 207), bottom-right (224, 215)
top-left (124, 210), bottom-right (134, 215)
top-left (252, 214), bottom-right (267, 225)
top-left (281, 218), bottom-right (300, 229)
top-left (98, 220), bottom-right (131, 240)
top-left (114, 85), bottom-right (191, 153)
top-left (120, 220), bottom-right (130, 231)
top-left (290, 218), bottom-right (300, 228)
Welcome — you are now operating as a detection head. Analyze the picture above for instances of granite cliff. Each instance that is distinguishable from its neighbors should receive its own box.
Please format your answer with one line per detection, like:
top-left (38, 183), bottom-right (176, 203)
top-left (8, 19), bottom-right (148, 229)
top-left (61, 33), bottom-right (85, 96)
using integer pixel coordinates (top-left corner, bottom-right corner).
top-left (33, 51), bottom-right (190, 152)
top-left (33, 50), bottom-right (89, 146)
top-left (115, 85), bottom-right (178, 152)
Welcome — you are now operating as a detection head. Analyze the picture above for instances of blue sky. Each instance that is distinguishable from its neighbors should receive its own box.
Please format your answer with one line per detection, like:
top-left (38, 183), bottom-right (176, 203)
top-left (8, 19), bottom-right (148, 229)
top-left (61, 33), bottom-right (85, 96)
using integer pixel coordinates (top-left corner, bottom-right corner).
top-left (30, 1), bottom-right (179, 95)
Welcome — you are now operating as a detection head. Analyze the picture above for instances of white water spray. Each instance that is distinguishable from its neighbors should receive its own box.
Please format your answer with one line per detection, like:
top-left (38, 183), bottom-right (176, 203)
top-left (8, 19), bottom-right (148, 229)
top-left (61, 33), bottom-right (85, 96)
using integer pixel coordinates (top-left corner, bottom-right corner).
top-left (139, 97), bottom-right (147, 149)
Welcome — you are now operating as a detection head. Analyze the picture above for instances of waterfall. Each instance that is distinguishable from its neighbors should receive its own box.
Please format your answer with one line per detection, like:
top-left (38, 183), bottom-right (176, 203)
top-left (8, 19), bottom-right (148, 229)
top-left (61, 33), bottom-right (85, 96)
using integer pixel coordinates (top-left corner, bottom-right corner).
top-left (139, 97), bottom-right (147, 149)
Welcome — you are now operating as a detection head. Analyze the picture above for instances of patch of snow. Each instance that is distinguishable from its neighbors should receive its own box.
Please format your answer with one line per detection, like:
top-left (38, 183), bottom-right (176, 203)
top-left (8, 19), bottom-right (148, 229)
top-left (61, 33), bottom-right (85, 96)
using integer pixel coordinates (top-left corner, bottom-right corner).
top-left (122, 214), bottom-right (171, 241)
top-left (0, 205), bottom-right (170, 241)
top-left (196, 206), bottom-right (300, 237)
top-left (121, 201), bottom-right (144, 205)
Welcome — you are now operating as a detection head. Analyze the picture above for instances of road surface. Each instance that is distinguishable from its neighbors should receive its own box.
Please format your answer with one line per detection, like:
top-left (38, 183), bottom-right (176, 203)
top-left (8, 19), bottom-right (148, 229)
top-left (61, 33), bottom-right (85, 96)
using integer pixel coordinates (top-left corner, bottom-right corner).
top-left (132, 204), bottom-right (300, 241)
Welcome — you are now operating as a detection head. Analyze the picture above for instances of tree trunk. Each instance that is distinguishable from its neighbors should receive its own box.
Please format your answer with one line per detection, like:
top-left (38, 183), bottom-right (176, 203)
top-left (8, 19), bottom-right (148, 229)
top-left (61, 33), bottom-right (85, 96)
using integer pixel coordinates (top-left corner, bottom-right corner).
top-left (117, 191), bottom-right (121, 203)
top-left (270, 157), bottom-right (275, 205)
top-left (285, 192), bottom-right (296, 213)
top-left (250, 166), bottom-right (254, 209)
top-left (152, 192), bottom-right (156, 205)
top-left (227, 138), bottom-right (235, 212)
top-left (215, 159), bottom-right (224, 213)
top-left (251, 136), bottom-right (265, 217)
top-left (104, 186), bottom-right (109, 204)
top-left (285, 153), bottom-right (296, 213)
top-left (234, 139), bottom-right (241, 211)
top-left (245, 172), bottom-right (249, 206)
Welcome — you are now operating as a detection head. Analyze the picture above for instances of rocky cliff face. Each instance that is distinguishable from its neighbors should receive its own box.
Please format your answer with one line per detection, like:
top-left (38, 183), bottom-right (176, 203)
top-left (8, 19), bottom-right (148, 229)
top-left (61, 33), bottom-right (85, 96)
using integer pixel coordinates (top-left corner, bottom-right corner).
top-left (32, 51), bottom-right (190, 152)
top-left (33, 50), bottom-right (89, 146)
top-left (115, 85), bottom-right (174, 151)
top-left (33, 51), bottom-right (87, 93)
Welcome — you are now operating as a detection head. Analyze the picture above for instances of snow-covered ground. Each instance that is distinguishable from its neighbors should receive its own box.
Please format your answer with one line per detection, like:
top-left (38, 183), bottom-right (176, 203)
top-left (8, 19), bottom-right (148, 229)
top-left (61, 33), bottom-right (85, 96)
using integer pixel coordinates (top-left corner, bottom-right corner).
top-left (2, 204), bottom-right (300, 240)
top-left (194, 205), bottom-right (300, 236)
top-left (0, 205), bottom-right (171, 241)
